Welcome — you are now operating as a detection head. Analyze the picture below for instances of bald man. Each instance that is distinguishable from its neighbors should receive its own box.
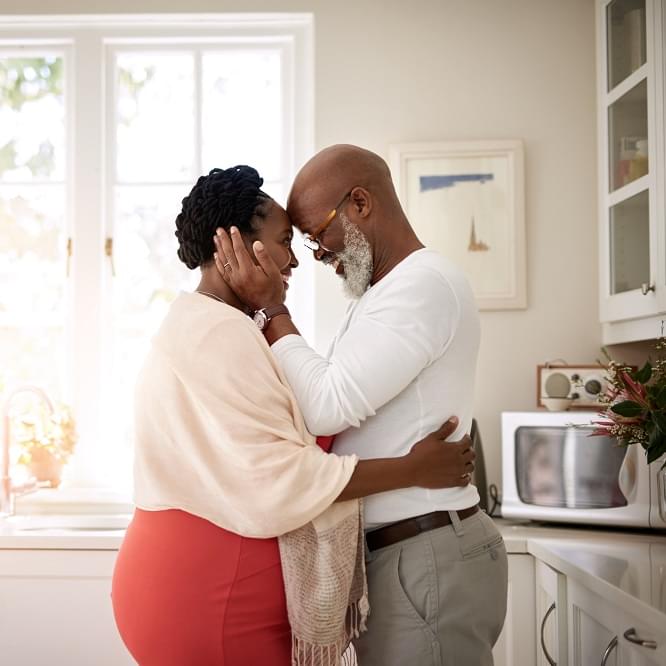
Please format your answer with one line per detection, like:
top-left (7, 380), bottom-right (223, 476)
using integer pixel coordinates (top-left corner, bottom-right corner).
top-left (214, 145), bottom-right (508, 666)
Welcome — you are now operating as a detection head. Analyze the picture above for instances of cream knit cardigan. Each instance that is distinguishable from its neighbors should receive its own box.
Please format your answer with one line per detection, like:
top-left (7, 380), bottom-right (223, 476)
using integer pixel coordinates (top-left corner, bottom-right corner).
top-left (133, 292), bottom-right (367, 664)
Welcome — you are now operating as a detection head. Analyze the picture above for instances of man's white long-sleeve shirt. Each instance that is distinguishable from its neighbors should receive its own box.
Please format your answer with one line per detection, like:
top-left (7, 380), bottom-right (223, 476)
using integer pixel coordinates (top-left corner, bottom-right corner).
top-left (271, 248), bottom-right (480, 529)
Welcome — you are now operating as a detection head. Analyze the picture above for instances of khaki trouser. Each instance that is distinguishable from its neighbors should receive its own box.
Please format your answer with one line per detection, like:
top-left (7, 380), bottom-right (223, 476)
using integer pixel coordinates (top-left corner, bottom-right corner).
top-left (353, 510), bottom-right (508, 666)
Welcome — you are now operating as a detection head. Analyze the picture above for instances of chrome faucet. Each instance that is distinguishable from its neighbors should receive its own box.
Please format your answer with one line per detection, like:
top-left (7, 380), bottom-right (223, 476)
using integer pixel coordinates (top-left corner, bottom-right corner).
top-left (1, 385), bottom-right (55, 516)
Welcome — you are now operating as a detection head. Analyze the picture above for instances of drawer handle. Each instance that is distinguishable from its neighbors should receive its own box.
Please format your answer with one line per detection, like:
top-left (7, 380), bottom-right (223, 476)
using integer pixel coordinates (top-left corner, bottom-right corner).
top-left (601, 636), bottom-right (617, 666)
top-left (540, 602), bottom-right (557, 666)
top-left (623, 627), bottom-right (657, 649)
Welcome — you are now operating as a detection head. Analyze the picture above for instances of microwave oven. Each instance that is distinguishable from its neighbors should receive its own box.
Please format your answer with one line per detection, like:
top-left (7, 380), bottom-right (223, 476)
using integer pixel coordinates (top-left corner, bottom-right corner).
top-left (501, 411), bottom-right (666, 529)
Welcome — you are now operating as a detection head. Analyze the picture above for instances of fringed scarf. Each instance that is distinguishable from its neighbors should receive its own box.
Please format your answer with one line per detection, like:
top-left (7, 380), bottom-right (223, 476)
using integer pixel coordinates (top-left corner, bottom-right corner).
top-left (279, 500), bottom-right (369, 665)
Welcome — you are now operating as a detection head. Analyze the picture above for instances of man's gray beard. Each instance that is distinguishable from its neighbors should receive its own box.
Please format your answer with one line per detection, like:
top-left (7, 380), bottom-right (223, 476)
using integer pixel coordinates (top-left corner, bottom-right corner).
top-left (338, 212), bottom-right (373, 299)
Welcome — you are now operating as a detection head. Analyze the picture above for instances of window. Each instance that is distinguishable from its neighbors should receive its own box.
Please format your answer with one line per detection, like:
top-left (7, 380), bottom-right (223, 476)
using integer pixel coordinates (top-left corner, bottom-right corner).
top-left (0, 14), bottom-right (314, 492)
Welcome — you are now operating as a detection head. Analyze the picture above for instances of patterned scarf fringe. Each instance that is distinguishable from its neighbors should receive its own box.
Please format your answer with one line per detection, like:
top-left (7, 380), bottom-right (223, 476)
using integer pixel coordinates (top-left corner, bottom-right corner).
top-left (291, 597), bottom-right (369, 666)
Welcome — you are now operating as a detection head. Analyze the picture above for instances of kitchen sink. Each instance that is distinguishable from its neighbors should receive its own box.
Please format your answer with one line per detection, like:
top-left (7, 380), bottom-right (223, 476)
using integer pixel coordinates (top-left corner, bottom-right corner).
top-left (1, 513), bottom-right (131, 532)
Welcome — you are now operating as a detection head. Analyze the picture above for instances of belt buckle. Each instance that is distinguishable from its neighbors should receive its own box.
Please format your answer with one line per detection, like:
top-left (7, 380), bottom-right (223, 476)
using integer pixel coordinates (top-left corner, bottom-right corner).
top-left (413, 512), bottom-right (435, 533)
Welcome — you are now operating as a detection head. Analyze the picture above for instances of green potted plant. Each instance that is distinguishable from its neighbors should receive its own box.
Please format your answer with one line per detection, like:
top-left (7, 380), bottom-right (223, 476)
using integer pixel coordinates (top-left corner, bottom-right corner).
top-left (15, 404), bottom-right (77, 488)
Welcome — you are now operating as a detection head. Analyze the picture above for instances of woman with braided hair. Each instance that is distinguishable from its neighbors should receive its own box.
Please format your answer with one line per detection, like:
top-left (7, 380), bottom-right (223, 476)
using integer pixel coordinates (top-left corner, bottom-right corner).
top-left (111, 165), bottom-right (475, 666)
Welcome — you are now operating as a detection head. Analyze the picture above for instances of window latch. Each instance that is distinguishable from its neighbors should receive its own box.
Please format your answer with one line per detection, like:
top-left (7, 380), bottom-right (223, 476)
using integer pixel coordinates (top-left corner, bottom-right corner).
top-left (105, 237), bottom-right (116, 277)
top-left (66, 237), bottom-right (73, 277)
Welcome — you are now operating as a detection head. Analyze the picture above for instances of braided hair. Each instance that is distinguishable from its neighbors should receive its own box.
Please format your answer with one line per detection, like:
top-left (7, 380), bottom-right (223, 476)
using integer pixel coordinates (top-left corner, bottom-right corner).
top-left (175, 165), bottom-right (271, 269)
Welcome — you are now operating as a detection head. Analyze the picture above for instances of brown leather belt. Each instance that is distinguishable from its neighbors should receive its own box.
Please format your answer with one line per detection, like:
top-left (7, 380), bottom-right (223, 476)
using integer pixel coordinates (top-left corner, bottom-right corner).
top-left (366, 506), bottom-right (479, 552)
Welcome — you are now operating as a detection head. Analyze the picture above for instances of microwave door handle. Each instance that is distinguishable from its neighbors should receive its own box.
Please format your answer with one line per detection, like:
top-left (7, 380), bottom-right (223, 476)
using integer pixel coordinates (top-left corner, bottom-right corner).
top-left (540, 602), bottom-right (557, 666)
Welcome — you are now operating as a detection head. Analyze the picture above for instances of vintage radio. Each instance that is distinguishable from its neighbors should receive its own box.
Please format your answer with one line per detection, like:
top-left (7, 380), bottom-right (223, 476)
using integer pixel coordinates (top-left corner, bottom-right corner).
top-left (536, 364), bottom-right (607, 409)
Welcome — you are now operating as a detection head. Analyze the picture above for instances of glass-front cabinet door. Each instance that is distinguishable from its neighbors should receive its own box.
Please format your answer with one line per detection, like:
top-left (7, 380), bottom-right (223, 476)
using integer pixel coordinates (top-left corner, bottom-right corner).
top-left (598, 0), bottom-right (666, 327)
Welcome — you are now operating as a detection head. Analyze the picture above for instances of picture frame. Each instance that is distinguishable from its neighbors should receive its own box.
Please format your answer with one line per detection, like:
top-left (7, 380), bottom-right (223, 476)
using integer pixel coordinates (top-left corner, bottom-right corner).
top-left (389, 140), bottom-right (526, 310)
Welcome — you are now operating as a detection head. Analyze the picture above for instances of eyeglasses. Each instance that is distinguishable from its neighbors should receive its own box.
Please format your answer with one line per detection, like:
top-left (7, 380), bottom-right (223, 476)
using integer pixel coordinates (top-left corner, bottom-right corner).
top-left (303, 190), bottom-right (352, 252)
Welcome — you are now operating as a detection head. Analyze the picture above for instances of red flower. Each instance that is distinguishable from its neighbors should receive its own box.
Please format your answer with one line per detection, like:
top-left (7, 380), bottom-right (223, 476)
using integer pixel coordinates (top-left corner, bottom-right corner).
top-left (619, 370), bottom-right (648, 407)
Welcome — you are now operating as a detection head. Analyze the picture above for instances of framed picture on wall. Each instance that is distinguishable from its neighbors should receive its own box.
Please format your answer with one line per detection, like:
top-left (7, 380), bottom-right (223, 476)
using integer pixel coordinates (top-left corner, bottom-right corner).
top-left (389, 140), bottom-right (526, 310)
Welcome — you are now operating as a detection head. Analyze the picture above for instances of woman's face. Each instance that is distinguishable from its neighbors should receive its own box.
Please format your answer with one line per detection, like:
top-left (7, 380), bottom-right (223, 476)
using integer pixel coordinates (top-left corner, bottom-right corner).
top-left (246, 200), bottom-right (299, 291)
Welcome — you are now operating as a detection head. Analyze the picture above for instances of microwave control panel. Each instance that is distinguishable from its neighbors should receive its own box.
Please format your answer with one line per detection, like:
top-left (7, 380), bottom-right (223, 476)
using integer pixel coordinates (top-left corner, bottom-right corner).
top-left (537, 365), bottom-right (607, 409)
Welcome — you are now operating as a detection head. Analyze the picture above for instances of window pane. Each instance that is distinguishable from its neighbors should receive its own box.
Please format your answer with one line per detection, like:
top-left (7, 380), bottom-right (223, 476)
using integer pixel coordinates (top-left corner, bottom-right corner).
top-left (105, 185), bottom-right (197, 481)
top-left (0, 186), bottom-right (66, 397)
top-left (0, 56), bottom-right (65, 182)
top-left (202, 50), bottom-right (282, 181)
top-left (0, 326), bottom-right (65, 397)
top-left (0, 186), bottom-right (66, 316)
top-left (112, 186), bottom-right (195, 317)
top-left (116, 53), bottom-right (195, 183)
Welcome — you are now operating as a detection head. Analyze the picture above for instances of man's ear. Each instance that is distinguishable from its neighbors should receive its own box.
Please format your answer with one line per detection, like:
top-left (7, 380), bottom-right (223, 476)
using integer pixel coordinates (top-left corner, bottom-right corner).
top-left (350, 187), bottom-right (372, 219)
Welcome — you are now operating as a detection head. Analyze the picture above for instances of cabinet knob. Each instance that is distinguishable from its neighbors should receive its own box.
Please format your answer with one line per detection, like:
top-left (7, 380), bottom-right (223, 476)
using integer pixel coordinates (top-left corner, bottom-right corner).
top-left (623, 627), bottom-right (657, 649)
top-left (641, 283), bottom-right (656, 295)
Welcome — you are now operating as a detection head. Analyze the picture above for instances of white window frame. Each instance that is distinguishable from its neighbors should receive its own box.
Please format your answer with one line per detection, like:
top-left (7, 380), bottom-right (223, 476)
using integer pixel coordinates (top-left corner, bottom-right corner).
top-left (0, 14), bottom-right (314, 497)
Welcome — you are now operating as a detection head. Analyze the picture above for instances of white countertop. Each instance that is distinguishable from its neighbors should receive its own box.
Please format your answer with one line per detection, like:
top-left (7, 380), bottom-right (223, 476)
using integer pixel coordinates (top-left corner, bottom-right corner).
top-left (498, 519), bottom-right (666, 625)
top-left (1, 514), bottom-right (664, 623)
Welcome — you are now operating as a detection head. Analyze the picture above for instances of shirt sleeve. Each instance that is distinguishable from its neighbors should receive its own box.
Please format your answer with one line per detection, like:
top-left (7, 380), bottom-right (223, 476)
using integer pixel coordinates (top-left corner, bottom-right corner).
top-left (271, 268), bottom-right (461, 435)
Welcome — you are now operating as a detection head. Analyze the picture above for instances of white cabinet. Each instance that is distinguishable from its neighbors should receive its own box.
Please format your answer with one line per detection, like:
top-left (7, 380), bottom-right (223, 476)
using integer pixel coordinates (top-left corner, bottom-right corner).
top-left (536, 559), bottom-right (568, 666)
top-left (568, 577), bottom-right (620, 666)
top-left (493, 554), bottom-right (536, 666)
top-left (0, 549), bottom-right (134, 665)
top-left (596, 0), bottom-right (666, 343)
top-left (567, 577), bottom-right (666, 666)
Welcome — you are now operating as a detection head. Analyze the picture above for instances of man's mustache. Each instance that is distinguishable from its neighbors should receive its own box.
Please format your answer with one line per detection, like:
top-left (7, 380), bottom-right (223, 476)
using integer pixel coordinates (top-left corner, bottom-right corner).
top-left (319, 252), bottom-right (337, 265)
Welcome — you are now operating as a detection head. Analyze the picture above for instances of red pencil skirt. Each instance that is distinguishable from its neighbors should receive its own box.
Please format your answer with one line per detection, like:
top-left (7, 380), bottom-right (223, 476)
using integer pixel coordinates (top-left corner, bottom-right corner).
top-left (112, 438), bottom-right (334, 665)
top-left (111, 508), bottom-right (292, 665)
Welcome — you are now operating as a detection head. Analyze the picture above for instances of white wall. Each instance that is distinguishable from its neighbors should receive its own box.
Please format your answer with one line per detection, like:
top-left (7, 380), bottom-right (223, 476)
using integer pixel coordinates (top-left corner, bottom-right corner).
top-left (0, 0), bottom-right (601, 496)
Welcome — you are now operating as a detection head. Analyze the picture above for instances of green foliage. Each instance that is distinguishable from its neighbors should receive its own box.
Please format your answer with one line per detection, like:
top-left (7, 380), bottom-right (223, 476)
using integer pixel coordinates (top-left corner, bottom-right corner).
top-left (0, 195), bottom-right (61, 260)
top-left (118, 65), bottom-right (156, 98)
top-left (633, 361), bottom-right (652, 384)
top-left (656, 384), bottom-right (666, 409)
top-left (0, 57), bottom-right (63, 110)
top-left (653, 412), bottom-right (666, 437)
top-left (0, 141), bottom-right (17, 174)
top-left (610, 400), bottom-right (643, 418)
top-left (117, 65), bottom-right (156, 126)
top-left (25, 141), bottom-right (56, 178)
top-left (0, 57), bottom-right (63, 179)
top-left (647, 431), bottom-right (666, 463)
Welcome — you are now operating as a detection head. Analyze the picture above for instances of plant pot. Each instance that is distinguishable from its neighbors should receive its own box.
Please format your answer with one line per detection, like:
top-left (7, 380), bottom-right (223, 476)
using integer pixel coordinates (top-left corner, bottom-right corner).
top-left (27, 448), bottom-right (64, 488)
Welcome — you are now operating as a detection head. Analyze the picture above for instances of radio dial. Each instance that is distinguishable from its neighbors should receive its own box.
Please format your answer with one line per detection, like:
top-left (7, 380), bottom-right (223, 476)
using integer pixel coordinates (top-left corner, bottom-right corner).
top-left (585, 379), bottom-right (602, 395)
